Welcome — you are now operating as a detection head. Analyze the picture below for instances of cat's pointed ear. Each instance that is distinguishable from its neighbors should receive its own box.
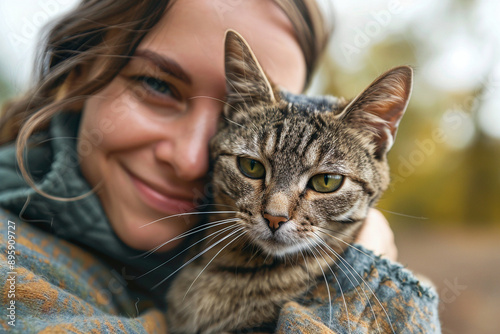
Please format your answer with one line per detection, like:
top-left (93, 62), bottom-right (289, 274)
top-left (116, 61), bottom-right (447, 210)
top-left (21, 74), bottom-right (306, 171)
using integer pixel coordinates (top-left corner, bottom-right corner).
top-left (340, 66), bottom-right (413, 159)
top-left (224, 29), bottom-right (276, 110)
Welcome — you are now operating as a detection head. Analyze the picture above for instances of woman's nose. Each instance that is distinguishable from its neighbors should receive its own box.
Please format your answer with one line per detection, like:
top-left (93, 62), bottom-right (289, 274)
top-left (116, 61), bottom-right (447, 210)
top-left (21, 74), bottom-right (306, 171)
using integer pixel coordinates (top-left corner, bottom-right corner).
top-left (156, 99), bottom-right (221, 181)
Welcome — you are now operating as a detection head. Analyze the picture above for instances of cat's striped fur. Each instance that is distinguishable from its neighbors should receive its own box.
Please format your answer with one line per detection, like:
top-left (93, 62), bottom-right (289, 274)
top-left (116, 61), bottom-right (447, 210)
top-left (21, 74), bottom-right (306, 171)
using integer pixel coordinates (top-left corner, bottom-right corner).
top-left (166, 30), bottom-right (413, 334)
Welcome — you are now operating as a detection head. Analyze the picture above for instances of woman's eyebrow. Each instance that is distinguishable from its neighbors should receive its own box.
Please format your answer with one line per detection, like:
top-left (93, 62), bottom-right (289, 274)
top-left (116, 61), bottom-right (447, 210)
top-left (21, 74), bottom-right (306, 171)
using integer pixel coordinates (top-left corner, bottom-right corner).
top-left (134, 49), bottom-right (192, 85)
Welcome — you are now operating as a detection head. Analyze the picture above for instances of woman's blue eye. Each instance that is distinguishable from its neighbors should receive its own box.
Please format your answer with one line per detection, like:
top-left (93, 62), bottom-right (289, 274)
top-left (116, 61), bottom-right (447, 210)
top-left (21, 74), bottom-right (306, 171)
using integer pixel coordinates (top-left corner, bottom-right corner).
top-left (132, 76), bottom-right (177, 98)
top-left (141, 77), bottom-right (172, 95)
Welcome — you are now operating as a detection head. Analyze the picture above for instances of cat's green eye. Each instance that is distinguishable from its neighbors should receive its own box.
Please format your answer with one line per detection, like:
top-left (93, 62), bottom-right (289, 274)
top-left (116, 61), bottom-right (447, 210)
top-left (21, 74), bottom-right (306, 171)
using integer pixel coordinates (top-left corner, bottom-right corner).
top-left (238, 157), bottom-right (265, 179)
top-left (309, 174), bottom-right (344, 193)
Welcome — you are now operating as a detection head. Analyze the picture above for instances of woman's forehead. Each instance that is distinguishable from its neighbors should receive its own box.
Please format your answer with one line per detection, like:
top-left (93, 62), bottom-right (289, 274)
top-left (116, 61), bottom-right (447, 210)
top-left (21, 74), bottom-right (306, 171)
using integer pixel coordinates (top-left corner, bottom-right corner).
top-left (137, 0), bottom-right (306, 93)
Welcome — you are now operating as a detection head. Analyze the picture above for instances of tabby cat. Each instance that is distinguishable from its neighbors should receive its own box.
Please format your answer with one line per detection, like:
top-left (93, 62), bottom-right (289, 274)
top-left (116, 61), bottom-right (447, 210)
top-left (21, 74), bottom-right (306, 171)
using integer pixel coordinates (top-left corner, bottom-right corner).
top-left (165, 30), bottom-right (413, 333)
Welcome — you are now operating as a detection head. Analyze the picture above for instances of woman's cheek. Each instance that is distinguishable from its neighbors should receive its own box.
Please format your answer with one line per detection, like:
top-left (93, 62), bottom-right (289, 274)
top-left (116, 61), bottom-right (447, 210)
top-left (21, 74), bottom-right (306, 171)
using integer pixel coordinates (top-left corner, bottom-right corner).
top-left (78, 83), bottom-right (149, 156)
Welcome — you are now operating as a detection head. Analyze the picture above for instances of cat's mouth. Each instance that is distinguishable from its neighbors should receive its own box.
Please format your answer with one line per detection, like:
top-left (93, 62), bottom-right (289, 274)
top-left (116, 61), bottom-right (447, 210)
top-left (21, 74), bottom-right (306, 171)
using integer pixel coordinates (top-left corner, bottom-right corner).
top-left (248, 220), bottom-right (310, 257)
top-left (256, 237), bottom-right (310, 257)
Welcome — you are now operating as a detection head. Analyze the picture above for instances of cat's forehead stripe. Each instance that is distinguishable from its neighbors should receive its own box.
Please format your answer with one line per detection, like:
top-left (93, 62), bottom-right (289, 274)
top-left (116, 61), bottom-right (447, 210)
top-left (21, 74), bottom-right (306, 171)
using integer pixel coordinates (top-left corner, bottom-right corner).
top-left (304, 141), bottom-right (320, 167)
top-left (276, 121), bottom-right (290, 152)
top-left (297, 129), bottom-right (318, 157)
top-left (263, 131), bottom-right (276, 157)
top-left (255, 117), bottom-right (337, 173)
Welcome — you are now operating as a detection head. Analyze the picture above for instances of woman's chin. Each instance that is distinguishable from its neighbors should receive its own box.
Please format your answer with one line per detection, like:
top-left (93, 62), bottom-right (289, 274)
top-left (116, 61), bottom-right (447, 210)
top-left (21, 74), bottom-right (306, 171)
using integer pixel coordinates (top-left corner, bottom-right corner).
top-left (110, 211), bottom-right (198, 252)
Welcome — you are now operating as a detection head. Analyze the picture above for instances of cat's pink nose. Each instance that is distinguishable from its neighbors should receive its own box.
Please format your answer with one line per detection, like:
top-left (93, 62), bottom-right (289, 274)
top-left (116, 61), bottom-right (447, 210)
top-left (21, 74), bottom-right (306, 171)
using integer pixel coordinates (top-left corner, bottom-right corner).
top-left (263, 213), bottom-right (288, 233)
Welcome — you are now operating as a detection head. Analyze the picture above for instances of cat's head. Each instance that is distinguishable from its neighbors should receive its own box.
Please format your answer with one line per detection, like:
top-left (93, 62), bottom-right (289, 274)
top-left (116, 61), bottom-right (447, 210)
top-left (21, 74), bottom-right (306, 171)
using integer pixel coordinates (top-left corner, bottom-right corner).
top-left (209, 30), bottom-right (412, 257)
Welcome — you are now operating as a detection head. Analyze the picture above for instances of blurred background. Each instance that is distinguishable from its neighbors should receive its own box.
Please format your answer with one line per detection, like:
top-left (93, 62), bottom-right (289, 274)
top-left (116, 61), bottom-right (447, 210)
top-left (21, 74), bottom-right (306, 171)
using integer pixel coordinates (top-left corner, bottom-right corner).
top-left (1, 0), bottom-right (499, 332)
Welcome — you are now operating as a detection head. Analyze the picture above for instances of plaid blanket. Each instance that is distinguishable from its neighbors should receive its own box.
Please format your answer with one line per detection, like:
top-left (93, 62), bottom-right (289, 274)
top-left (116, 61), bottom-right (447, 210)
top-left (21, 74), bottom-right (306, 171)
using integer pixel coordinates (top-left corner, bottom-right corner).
top-left (0, 209), bottom-right (167, 333)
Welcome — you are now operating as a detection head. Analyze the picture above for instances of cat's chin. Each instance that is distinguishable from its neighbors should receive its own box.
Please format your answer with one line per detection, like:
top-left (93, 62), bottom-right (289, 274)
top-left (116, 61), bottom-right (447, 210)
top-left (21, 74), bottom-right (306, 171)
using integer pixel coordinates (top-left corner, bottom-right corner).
top-left (254, 238), bottom-right (312, 258)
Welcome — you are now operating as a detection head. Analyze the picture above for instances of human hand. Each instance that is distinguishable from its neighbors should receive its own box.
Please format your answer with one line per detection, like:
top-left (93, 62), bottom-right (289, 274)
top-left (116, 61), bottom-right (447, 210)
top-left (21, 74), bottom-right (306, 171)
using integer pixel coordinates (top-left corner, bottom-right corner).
top-left (355, 208), bottom-right (398, 261)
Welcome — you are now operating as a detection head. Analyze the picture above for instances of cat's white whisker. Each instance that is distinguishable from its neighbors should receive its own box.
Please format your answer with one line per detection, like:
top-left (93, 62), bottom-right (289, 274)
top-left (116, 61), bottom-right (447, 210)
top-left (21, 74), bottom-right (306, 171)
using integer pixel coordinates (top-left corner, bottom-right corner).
top-left (296, 243), bottom-right (316, 288)
top-left (297, 244), bottom-right (309, 273)
top-left (313, 233), bottom-right (396, 334)
top-left (315, 248), bottom-right (345, 331)
top-left (136, 223), bottom-right (241, 280)
top-left (225, 118), bottom-right (246, 129)
top-left (150, 225), bottom-right (244, 290)
top-left (261, 245), bottom-right (274, 265)
top-left (139, 211), bottom-right (237, 228)
top-left (133, 218), bottom-right (241, 259)
top-left (244, 243), bottom-right (262, 266)
top-left (183, 229), bottom-right (247, 299)
top-left (376, 208), bottom-right (428, 220)
top-left (321, 249), bottom-right (380, 333)
top-left (313, 237), bottom-right (368, 308)
top-left (312, 241), bottom-right (352, 333)
top-left (313, 237), bottom-right (380, 334)
top-left (194, 203), bottom-right (238, 210)
top-left (162, 218), bottom-right (238, 243)
top-left (316, 227), bottom-right (375, 260)
top-left (304, 239), bottom-right (334, 330)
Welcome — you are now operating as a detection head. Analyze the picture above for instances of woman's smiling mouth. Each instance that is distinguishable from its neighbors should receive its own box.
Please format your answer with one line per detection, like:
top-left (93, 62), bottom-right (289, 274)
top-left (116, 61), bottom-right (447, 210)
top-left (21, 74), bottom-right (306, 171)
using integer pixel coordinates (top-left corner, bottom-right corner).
top-left (126, 169), bottom-right (198, 215)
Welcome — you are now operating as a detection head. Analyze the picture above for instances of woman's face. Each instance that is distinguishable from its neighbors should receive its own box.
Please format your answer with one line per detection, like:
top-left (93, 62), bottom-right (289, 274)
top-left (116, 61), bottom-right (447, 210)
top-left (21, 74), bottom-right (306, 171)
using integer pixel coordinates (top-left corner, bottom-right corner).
top-left (79, 0), bottom-right (306, 251)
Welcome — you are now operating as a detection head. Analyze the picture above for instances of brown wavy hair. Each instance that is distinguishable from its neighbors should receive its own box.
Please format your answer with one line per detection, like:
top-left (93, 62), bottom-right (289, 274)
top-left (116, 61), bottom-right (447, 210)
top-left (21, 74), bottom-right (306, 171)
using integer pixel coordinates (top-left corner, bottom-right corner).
top-left (0, 0), bottom-right (332, 199)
